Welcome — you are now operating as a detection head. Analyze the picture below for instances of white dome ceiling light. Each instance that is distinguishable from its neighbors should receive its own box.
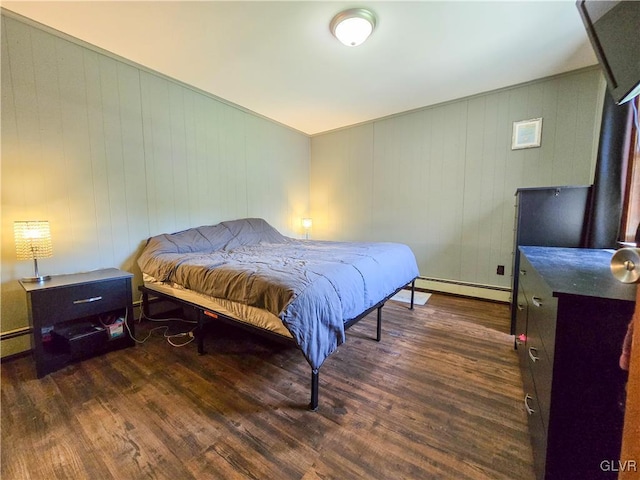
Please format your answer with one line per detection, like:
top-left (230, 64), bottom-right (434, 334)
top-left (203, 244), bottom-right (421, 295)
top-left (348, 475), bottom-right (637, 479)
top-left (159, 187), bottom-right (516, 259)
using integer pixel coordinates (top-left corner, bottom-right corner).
top-left (330, 8), bottom-right (377, 47)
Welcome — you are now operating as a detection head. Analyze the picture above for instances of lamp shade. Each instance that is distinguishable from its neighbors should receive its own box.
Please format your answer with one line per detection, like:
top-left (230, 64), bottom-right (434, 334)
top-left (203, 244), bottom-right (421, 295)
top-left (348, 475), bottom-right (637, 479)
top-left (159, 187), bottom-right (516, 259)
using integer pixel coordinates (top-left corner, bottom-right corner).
top-left (14, 221), bottom-right (53, 260)
top-left (330, 8), bottom-right (377, 47)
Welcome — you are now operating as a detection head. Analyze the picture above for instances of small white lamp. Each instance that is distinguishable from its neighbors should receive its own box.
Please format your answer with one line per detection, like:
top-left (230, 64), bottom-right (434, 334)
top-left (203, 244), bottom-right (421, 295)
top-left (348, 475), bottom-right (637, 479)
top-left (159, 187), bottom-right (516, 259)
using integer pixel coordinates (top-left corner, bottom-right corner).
top-left (302, 218), bottom-right (313, 239)
top-left (14, 220), bottom-right (53, 283)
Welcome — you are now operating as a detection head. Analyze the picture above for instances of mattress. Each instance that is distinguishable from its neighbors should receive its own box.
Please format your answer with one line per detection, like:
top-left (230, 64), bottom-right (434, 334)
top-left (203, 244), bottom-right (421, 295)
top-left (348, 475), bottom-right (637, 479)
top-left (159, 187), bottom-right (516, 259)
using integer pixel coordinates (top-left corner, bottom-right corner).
top-left (142, 274), bottom-right (292, 339)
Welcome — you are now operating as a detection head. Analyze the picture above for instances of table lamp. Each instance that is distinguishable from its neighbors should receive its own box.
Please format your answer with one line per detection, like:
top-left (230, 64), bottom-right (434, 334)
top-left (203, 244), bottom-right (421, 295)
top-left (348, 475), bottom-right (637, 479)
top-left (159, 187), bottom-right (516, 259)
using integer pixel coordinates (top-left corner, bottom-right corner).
top-left (14, 220), bottom-right (53, 282)
top-left (302, 218), bottom-right (312, 240)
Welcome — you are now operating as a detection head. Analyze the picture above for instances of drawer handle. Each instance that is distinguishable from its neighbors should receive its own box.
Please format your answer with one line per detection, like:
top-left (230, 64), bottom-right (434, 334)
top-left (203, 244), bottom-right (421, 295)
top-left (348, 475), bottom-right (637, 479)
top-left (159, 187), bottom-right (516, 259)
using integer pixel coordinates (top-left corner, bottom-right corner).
top-left (528, 347), bottom-right (539, 363)
top-left (73, 296), bottom-right (103, 304)
top-left (524, 394), bottom-right (535, 415)
top-left (517, 303), bottom-right (524, 312)
top-left (520, 269), bottom-right (526, 276)
top-left (531, 296), bottom-right (542, 307)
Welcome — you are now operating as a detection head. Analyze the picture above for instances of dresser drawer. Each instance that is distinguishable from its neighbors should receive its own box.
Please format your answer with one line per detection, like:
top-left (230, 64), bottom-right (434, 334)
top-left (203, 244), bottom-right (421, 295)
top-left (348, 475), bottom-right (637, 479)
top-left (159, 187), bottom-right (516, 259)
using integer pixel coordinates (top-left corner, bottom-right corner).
top-left (521, 365), bottom-right (548, 480)
top-left (518, 257), bottom-right (547, 312)
top-left (519, 257), bottom-right (557, 363)
top-left (514, 284), bottom-right (528, 358)
top-left (528, 296), bottom-right (557, 361)
top-left (525, 316), bottom-right (552, 428)
top-left (30, 278), bottom-right (129, 325)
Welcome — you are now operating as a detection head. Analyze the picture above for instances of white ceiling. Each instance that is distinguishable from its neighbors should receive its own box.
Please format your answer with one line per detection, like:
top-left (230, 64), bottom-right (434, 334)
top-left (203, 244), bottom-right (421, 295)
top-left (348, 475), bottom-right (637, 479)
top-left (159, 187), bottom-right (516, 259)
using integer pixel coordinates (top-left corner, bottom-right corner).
top-left (2, 1), bottom-right (598, 135)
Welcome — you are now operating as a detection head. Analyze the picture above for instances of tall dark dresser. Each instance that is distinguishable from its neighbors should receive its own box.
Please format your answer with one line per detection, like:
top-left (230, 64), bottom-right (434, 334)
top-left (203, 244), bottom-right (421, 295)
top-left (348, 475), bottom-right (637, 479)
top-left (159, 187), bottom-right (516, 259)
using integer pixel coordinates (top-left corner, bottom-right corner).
top-left (511, 185), bottom-right (592, 334)
top-left (515, 246), bottom-right (635, 479)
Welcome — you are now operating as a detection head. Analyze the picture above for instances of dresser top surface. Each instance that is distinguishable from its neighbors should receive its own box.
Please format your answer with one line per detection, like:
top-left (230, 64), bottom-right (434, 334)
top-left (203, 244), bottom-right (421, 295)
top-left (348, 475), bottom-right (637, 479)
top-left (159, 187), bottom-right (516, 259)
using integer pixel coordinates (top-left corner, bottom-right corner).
top-left (19, 268), bottom-right (132, 292)
top-left (519, 246), bottom-right (636, 302)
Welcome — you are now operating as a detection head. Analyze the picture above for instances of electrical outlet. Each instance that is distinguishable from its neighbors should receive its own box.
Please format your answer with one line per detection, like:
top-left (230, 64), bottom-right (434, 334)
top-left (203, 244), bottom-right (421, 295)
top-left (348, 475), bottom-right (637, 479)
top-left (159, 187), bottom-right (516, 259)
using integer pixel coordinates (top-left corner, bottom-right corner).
top-left (497, 265), bottom-right (505, 275)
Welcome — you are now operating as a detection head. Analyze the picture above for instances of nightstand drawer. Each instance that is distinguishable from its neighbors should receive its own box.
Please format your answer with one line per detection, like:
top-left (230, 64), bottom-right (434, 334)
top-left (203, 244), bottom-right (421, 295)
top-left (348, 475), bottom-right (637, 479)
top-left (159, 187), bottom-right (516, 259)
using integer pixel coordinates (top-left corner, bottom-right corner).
top-left (30, 278), bottom-right (129, 324)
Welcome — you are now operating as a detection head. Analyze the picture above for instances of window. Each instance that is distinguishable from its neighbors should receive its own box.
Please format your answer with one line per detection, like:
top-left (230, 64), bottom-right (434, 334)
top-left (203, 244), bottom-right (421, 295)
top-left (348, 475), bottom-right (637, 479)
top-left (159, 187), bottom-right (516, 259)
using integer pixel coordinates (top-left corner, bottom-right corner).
top-left (620, 96), bottom-right (640, 245)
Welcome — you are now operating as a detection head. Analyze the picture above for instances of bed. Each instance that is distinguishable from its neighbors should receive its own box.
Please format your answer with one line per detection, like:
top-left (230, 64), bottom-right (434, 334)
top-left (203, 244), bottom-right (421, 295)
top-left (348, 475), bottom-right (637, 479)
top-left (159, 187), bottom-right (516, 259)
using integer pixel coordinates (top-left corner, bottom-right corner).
top-left (137, 218), bottom-right (419, 409)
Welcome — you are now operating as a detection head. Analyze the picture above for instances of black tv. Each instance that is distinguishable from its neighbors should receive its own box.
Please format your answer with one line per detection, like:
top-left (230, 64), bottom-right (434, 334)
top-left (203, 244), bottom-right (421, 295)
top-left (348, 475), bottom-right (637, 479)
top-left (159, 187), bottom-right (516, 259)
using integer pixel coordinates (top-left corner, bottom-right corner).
top-left (577, 0), bottom-right (640, 105)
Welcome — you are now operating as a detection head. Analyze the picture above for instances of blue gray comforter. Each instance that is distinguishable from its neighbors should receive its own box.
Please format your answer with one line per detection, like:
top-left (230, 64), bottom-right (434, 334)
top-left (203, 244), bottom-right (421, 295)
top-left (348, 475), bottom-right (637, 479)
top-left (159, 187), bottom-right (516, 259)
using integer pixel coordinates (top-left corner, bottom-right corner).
top-left (137, 218), bottom-right (419, 370)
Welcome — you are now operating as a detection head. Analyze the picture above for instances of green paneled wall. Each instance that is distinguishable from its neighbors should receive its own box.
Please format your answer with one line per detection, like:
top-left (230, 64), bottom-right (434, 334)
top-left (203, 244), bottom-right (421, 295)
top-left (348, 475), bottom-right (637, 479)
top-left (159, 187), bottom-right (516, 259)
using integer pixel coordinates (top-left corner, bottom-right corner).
top-left (311, 68), bottom-right (605, 295)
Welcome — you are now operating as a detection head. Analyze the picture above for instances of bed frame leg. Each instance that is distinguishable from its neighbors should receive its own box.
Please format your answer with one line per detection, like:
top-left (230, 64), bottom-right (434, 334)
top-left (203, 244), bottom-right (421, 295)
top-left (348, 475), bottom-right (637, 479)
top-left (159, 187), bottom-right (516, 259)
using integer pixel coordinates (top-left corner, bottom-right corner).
top-left (410, 279), bottom-right (416, 310)
top-left (141, 290), bottom-right (150, 318)
top-left (197, 311), bottom-right (206, 355)
top-left (309, 369), bottom-right (319, 411)
top-left (376, 306), bottom-right (382, 342)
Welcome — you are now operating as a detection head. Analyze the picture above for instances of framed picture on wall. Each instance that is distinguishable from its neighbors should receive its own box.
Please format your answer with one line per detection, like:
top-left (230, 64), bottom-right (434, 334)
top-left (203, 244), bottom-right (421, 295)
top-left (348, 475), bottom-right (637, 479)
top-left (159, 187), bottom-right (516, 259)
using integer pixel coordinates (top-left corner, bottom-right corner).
top-left (512, 118), bottom-right (542, 150)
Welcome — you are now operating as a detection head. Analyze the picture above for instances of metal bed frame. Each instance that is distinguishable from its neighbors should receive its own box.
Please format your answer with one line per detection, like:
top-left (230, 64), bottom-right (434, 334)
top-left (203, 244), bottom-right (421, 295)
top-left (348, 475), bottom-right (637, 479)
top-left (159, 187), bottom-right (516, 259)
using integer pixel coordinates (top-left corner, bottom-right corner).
top-left (138, 279), bottom-right (416, 410)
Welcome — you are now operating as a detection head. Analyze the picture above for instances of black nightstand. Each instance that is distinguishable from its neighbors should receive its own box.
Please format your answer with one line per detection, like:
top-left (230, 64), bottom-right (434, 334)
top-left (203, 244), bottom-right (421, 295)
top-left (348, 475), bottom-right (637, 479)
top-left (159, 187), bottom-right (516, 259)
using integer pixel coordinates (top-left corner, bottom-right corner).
top-left (20, 268), bottom-right (135, 378)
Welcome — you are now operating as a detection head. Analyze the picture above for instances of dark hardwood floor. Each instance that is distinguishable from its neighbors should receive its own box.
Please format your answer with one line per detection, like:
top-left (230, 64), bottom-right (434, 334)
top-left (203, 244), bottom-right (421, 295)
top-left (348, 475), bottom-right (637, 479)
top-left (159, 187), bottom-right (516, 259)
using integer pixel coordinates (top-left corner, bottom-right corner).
top-left (1, 293), bottom-right (535, 479)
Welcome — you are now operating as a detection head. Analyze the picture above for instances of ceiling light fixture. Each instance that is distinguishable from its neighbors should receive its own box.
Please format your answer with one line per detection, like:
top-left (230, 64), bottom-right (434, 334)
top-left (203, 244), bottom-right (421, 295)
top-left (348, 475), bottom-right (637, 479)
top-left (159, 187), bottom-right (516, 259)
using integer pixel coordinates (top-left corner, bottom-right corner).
top-left (330, 8), bottom-right (377, 47)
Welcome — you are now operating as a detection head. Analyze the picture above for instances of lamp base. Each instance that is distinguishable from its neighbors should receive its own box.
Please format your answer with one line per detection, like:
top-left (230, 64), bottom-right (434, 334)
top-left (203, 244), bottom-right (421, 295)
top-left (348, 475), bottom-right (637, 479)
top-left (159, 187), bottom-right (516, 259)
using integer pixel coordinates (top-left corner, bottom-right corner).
top-left (21, 275), bottom-right (51, 283)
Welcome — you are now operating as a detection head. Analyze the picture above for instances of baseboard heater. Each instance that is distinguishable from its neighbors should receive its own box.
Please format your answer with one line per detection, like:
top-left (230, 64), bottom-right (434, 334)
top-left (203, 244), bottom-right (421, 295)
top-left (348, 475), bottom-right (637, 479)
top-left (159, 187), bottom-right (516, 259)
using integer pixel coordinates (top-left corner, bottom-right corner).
top-left (418, 276), bottom-right (511, 302)
top-left (0, 326), bottom-right (33, 341)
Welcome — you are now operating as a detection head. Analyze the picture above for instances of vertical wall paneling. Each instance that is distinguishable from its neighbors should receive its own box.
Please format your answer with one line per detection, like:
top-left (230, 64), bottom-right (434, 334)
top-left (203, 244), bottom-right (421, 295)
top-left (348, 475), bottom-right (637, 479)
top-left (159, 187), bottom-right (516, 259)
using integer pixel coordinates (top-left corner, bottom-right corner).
top-left (311, 68), bottom-right (604, 296)
top-left (191, 89), bottom-right (214, 227)
top-left (223, 105), bottom-right (249, 221)
top-left (141, 72), bottom-right (176, 234)
top-left (538, 80), bottom-right (560, 186)
top-left (340, 124), bottom-right (374, 240)
top-left (574, 71), bottom-right (605, 180)
top-left (554, 76), bottom-right (581, 182)
top-left (183, 88), bottom-right (200, 225)
top-left (246, 117), bottom-right (285, 227)
top-left (169, 82), bottom-right (189, 228)
top-left (310, 124), bottom-right (374, 240)
top-left (99, 55), bottom-right (133, 270)
top-left (117, 62), bottom-right (148, 272)
top-left (462, 96), bottom-right (490, 284)
top-left (57, 37), bottom-right (98, 270)
top-left (0, 16), bottom-right (31, 355)
top-left (0, 14), bottom-right (310, 356)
